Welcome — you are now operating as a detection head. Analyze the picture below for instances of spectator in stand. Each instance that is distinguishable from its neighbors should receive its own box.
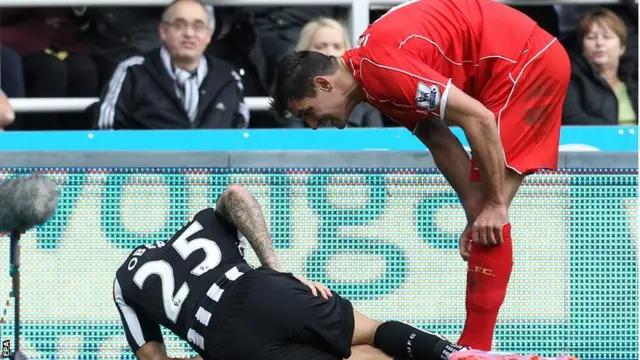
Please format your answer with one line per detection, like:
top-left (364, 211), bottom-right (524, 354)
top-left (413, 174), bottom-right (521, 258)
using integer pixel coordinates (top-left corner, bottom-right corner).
top-left (0, 46), bottom-right (25, 130)
top-left (286, 18), bottom-right (383, 128)
top-left (252, 7), bottom-right (338, 88)
top-left (208, 7), bottom-right (344, 128)
top-left (94, 0), bottom-right (249, 130)
top-left (563, 8), bottom-right (637, 125)
top-left (0, 8), bottom-right (99, 130)
top-left (0, 89), bottom-right (16, 131)
top-left (555, 0), bottom-right (637, 81)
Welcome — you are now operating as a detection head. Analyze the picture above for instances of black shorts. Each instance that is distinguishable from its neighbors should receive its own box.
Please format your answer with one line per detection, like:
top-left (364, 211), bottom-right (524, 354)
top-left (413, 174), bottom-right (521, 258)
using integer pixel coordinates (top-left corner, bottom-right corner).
top-left (203, 267), bottom-right (355, 360)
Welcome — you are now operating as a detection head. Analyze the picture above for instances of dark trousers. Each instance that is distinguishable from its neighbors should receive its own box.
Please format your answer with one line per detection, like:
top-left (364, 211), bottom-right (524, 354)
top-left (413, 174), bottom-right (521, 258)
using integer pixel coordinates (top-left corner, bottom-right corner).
top-left (21, 52), bottom-right (99, 130)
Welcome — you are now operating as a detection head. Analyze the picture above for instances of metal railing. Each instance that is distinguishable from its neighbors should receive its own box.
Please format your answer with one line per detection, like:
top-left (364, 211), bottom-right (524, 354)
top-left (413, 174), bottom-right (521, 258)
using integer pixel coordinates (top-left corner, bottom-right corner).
top-left (9, 97), bottom-right (272, 113)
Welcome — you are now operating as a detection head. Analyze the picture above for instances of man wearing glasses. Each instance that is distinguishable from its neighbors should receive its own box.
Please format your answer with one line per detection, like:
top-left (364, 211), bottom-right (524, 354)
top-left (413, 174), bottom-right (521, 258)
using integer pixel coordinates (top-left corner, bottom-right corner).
top-left (94, 0), bottom-right (250, 130)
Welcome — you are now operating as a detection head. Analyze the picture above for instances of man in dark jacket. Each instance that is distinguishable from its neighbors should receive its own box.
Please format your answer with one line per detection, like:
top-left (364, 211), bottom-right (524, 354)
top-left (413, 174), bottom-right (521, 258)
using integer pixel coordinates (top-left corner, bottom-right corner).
top-left (94, 0), bottom-right (249, 130)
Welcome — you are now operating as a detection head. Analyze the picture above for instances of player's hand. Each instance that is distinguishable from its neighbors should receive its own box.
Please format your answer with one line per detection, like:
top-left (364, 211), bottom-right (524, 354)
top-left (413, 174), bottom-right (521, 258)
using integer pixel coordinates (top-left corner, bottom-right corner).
top-left (459, 223), bottom-right (473, 261)
top-left (294, 275), bottom-right (333, 300)
top-left (472, 202), bottom-right (508, 247)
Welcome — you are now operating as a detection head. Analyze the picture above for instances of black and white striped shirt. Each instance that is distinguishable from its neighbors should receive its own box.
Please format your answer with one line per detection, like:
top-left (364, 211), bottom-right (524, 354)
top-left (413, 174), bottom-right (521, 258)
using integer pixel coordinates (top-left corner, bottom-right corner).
top-left (113, 208), bottom-right (252, 355)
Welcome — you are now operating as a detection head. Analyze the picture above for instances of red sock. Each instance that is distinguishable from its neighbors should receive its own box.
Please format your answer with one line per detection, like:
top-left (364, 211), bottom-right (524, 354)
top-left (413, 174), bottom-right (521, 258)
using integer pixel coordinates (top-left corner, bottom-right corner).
top-left (457, 223), bottom-right (513, 351)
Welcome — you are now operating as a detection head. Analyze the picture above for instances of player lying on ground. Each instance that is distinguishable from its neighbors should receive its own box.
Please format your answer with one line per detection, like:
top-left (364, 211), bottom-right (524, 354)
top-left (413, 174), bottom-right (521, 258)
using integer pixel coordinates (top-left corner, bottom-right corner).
top-left (113, 185), bottom-right (577, 360)
top-left (270, 0), bottom-right (572, 351)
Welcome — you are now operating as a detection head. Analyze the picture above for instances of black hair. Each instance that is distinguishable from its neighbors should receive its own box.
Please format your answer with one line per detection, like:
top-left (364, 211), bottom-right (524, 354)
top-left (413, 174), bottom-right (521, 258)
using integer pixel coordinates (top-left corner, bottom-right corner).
top-left (270, 51), bottom-right (338, 118)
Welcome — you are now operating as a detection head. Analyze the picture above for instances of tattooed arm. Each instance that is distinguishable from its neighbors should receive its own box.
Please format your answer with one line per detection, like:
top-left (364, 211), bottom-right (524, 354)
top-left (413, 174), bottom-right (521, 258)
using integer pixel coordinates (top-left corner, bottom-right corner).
top-left (215, 185), bottom-right (334, 299)
top-left (215, 184), bottom-right (283, 272)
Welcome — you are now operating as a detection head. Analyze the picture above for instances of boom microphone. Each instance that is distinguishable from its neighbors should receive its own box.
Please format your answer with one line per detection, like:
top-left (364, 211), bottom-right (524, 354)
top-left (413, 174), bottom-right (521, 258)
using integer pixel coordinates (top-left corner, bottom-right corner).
top-left (0, 174), bottom-right (60, 234)
top-left (0, 174), bottom-right (59, 360)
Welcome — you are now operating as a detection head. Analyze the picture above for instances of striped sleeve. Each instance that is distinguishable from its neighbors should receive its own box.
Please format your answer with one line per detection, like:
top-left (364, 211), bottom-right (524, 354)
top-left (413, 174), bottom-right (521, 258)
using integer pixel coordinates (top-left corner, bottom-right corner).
top-left (97, 56), bottom-right (145, 130)
top-left (113, 277), bottom-right (163, 353)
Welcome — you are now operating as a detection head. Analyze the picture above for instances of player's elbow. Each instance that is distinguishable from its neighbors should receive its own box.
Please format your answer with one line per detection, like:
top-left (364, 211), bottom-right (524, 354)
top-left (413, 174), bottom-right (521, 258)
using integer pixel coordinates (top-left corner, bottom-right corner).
top-left (216, 184), bottom-right (251, 217)
top-left (443, 84), bottom-right (495, 132)
top-left (460, 109), bottom-right (496, 138)
top-left (224, 184), bottom-right (250, 200)
top-left (475, 110), bottom-right (496, 129)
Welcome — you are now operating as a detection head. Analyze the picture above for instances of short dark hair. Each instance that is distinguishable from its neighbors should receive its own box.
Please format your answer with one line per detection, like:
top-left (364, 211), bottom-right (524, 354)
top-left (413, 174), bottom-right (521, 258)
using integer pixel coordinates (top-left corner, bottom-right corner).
top-left (162, 0), bottom-right (213, 29)
top-left (270, 51), bottom-right (338, 118)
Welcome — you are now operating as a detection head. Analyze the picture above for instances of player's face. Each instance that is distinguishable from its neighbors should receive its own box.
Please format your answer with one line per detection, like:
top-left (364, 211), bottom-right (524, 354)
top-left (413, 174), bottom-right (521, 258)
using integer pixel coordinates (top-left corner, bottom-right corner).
top-left (309, 26), bottom-right (347, 57)
top-left (288, 77), bottom-right (350, 130)
top-left (160, 1), bottom-right (213, 62)
top-left (582, 22), bottom-right (625, 68)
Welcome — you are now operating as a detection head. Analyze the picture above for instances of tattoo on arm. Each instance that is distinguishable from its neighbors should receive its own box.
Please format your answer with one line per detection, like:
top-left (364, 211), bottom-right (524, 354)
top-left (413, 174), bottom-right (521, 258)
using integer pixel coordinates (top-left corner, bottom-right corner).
top-left (216, 186), bottom-right (283, 271)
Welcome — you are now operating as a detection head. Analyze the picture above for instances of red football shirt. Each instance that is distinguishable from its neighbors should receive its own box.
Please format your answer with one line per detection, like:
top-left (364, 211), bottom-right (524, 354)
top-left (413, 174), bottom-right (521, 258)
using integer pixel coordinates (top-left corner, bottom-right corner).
top-left (342, 0), bottom-right (539, 132)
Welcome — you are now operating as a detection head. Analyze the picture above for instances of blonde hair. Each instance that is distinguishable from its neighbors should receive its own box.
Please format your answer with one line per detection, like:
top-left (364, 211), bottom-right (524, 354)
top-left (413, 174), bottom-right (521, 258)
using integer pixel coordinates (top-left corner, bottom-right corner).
top-left (295, 17), bottom-right (351, 52)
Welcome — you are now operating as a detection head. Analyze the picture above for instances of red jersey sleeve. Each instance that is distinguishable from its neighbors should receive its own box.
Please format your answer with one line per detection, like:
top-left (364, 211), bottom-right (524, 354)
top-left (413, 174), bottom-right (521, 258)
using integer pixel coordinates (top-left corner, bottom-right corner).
top-left (357, 49), bottom-right (453, 129)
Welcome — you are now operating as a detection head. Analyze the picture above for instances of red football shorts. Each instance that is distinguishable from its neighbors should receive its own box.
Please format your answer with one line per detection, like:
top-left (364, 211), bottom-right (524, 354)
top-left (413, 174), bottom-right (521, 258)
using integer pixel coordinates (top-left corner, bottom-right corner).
top-left (470, 27), bottom-right (570, 182)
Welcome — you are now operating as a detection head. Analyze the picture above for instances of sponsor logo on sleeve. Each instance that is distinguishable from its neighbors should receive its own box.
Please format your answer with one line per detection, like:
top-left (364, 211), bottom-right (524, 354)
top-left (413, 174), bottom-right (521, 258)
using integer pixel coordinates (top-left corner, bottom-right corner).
top-left (415, 82), bottom-right (440, 111)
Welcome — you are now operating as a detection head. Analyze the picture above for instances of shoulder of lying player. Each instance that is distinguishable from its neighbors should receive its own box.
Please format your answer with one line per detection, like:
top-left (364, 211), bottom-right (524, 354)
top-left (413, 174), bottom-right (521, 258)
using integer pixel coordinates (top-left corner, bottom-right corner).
top-left (192, 206), bottom-right (218, 222)
top-left (171, 207), bottom-right (227, 230)
top-left (114, 206), bottom-right (235, 269)
top-left (192, 206), bottom-right (239, 232)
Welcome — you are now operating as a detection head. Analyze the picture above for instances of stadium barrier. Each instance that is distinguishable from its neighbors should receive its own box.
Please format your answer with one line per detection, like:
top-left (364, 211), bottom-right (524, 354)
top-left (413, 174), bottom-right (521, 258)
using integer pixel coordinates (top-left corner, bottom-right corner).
top-left (0, 128), bottom-right (637, 359)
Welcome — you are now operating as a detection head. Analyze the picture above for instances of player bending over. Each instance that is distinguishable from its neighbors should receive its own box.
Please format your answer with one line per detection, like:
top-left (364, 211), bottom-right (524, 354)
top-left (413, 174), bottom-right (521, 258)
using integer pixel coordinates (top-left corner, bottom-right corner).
top-left (113, 185), bottom-right (577, 360)
top-left (270, 0), bottom-right (571, 351)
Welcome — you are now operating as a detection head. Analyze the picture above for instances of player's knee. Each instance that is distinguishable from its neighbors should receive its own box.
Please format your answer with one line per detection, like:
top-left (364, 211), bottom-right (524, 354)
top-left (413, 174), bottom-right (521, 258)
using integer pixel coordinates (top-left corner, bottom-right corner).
top-left (347, 345), bottom-right (393, 360)
top-left (352, 309), bottom-right (382, 346)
